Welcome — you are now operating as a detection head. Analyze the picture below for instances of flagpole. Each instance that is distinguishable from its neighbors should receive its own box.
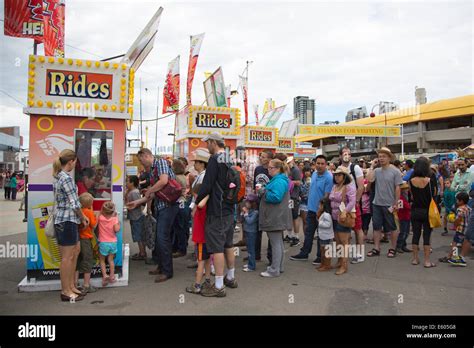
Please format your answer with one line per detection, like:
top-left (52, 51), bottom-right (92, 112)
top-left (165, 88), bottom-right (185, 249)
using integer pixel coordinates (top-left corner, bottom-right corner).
top-left (139, 78), bottom-right (143, 147)
top-left (155, 86), bottom-right (159, 156)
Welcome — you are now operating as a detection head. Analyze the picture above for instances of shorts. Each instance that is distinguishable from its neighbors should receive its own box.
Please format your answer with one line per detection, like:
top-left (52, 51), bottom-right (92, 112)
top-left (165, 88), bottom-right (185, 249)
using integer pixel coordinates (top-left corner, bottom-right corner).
top-left (319, 238), bottom-right (332, 245)
top-left (362, 213), bottom-right (372, 231)
top-left (54, 221), bottom-right (79, 246)
top-left (205, 214), bottom-right (234, 254)
top-left (76, 238), bottom-right (94, 273)
top-left (453, 232), bottom-right (465, 245)
top-left (130, 215), bottom-right (144, 243)
top-left (333, 219), bottom-right (352, 233)
top-left (194, 243), bottom-right (210, 261)
top-left (291, 200), bottom-right (300, 220)
top-left (99, 241), bottom-right (117, 256)
top-left (372, 204), bottom-right (397, 233)
top-left (300, 202), bottom-right (308, 213)
top-left (354, 204), bottom-right (362, 231)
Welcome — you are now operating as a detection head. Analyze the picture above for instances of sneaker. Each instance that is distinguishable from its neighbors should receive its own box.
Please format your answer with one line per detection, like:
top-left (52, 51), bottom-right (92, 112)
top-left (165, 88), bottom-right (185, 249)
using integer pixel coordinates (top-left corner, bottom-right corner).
top-left (224, 277), bottom-right (238, 288)
top-left (185, 283), bottom-right (202, 294)
top-left (290, 238), bottom-right (301, 247)
top-left (242, 266), bottom-right (255, 272)
top-left (201, 284), bottom-right (226, 297)
top-left (312, 257), bottom-right (321, 265)
top-left (83, 285), bottom-right (98, 293)
top-left (290, 254), bottom-right (308, 261)
top-left (396, 247), bottom-right (404, 254)
top-left (351, 255), bottom-right (364, 264)
top-left (260, 271), bottom-right (279, 278)
top-left (172, 251), bottom-right (186, 258)
top-left (283, 235), bottom-right (292, 243)
top-left (201, 279), bottom-right (212, 291)
top-left (441, 231), bottom-right (448, 236)
top-left (448, 256), bottom-right (466, 267)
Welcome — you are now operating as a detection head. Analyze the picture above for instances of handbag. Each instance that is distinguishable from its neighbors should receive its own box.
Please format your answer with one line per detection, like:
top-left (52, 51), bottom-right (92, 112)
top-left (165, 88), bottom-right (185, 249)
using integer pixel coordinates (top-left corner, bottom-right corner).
top-left (45, 184), bottom-right (57, 237)
top-left (338, 186), bottom-right (356, 228)
top-left (155, 179), bottom-right (182, 204)
top-left (428, 180), bottom-right (442, 228)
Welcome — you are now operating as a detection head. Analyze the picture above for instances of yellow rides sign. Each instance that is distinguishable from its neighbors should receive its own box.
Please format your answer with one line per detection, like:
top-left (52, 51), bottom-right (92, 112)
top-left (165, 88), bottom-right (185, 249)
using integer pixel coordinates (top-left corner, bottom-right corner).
top-left (298, 125), bottom-right (402, 137)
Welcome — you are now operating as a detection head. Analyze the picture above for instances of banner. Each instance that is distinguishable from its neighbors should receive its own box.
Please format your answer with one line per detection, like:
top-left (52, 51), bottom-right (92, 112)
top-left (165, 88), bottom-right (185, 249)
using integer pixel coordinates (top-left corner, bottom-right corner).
top-left (4, 0), bottom-right (44, 40)
top-left (163, 55), bottom-right (180, 113)
top-left (186, 33), bottom-right (204, 106)
top-left (298, 124), bottom-right (402, 137)
top-left (253, 104), bottom-right (259, 125)
top-left (42, 0), bottom-right (65, 57)
top-left (262, 104), bottom-right (286, 127)
top-left (213, 67), bottom-right (226, 107)
top-left (239, 75), bottom-right (248, 125)
top-left (225, 84), bottom-right (231, 107)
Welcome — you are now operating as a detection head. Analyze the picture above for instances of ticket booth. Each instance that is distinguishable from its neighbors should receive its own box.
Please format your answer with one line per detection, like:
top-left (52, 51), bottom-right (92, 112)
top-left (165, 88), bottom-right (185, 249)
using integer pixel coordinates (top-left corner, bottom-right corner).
top-left (174, 105), bottom-right (241, 159)
top-left (20, 55), bottom-right (134, 289)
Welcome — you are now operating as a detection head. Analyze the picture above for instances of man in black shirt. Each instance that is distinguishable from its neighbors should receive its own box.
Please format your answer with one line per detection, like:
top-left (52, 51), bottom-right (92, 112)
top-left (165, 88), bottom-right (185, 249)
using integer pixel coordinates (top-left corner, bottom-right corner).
top-left (195, 132), bottom-right (237, 297)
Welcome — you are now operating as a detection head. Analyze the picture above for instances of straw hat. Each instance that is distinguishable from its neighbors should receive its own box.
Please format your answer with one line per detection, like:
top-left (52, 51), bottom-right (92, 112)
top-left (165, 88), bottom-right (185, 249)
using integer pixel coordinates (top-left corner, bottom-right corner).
top-left (333, 165), bottom-right (352, 182)
top-left (400, 181), bottom-right (410, 190)
top-left (377, 147), bottom-right (395, 160)
top-left (194, 148), bottom-right (210, 163)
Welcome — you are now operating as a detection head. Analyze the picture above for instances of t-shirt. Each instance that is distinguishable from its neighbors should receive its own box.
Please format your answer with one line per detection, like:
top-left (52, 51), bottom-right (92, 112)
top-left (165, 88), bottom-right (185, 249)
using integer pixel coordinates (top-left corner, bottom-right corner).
top-left (79, 208), bottom-right (97, 239)
top-left (192, 205), bottom-right (207, 243)
top-left (127, 188), bottom-right (144, 221)
top-left (98, 215), bottom-right (119, 243)
top-left (455, 205), bottom-right (471, 235)
top-left (307, 170), bottom-right (333, 213)
top-left (373, 166), bottom-right (403, 207)
top-left (253, 166), bottom-right (272, 190)
top-left (346, 163), bottom-right (363, 189)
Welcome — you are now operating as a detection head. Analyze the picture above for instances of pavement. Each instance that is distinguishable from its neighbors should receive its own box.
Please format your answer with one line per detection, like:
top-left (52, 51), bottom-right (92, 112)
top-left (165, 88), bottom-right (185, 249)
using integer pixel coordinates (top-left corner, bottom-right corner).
top-left (0, 196), bottom-right (473, 315)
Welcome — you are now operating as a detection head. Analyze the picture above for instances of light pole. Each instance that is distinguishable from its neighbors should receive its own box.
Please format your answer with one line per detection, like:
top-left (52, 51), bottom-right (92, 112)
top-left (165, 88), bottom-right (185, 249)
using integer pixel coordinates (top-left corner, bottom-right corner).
top-left (168, 133), bottom-right (176, 157)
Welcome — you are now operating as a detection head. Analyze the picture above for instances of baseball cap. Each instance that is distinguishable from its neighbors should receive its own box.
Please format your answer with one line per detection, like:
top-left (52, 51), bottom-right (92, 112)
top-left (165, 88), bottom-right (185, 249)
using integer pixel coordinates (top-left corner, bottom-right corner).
top-left (202, 132), bottom-right (224, 142)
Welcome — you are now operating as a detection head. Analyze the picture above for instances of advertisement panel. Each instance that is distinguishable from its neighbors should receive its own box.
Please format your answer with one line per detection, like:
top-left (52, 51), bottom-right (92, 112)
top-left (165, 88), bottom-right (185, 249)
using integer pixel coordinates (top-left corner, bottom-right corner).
top-left (277, 137), bottom-right (295, 153)
top-left (187, 105), bottom-right (241, 138)
top-left (298, 124), bottom-right (402, 137)
top-left (244, 126), bottom-right (278, 148)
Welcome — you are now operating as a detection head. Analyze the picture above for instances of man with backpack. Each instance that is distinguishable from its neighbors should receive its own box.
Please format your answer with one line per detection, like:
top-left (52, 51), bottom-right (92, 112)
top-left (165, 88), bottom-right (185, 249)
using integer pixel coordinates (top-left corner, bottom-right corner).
top-left (195, 132), bottom-right (239, 297)
top-left (339, 147), bottom-right (365, 264)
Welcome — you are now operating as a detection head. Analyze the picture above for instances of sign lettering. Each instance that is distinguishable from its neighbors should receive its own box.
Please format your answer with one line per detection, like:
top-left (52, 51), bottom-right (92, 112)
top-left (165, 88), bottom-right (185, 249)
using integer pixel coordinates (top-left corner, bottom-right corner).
top-left (46, 70), bottom-right (112, 99)
top-left (249, 130), bottom-right (273, 142)
top-left (195, 113), bottom-right (231, 128)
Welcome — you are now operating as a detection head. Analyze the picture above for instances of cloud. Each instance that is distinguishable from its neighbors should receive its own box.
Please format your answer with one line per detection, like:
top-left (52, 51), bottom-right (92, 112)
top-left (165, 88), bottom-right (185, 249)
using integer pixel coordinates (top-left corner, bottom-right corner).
top-left (1, 0), bottom-right (472, 151)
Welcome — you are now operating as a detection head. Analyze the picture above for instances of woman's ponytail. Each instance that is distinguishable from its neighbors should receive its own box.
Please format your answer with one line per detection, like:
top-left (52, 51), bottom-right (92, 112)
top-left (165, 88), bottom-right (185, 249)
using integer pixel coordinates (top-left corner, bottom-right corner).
top-left (52, 158), bottom-right (62, 177)
top-left (52, 149), bottom-right (77, 177)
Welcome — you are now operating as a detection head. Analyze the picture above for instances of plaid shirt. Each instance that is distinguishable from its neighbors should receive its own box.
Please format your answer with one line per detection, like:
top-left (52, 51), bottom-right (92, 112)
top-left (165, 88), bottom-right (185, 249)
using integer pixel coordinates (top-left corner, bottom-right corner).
top-left (455, 205), bottom-right (471, 234)
top-left (53, 171), bottom-right (81, 224)
top-left (150, 158), bottom-right (176, 211)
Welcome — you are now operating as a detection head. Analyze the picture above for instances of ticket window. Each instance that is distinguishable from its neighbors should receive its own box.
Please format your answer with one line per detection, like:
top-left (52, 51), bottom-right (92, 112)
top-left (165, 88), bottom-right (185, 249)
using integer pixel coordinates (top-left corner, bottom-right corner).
top-left (74, 130), bottom-right (113, 204)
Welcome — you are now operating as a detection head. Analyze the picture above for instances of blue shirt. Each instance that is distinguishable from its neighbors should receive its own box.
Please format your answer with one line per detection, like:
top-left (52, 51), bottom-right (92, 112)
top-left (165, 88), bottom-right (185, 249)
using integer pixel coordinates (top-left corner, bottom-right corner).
top-left (403, 169), bottom-right (414, 181)
top-left (307, 170), bottom-right (333, 213)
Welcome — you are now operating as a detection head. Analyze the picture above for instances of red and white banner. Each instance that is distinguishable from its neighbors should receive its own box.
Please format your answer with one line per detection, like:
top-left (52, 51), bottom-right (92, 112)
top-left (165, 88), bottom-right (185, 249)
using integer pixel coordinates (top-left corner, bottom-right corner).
top-left (239, 75), bottom-right (248, 125)
top-left (42, 0), bottom-right (65, 57)
top-left (163, 55), bottom-right (180, 113)
top-left (4, 0), bottom-right (44, 40)
top-left (186, 33), bottom-right (204, 106)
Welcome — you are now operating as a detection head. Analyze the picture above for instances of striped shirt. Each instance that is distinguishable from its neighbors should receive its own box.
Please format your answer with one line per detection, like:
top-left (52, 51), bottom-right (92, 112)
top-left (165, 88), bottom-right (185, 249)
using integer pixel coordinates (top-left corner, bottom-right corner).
top-left (53, 171), bottom-right (81, 224)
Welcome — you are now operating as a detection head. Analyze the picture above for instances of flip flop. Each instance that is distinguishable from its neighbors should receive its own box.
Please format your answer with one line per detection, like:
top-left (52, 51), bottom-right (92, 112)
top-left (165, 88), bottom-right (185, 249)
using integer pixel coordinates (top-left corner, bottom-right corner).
top-left (131, 253), bottom-right (145, 260)
top-left (411, 259), bottom-right (420, 265)
top-left (424, 263), bottom-right (437, 268)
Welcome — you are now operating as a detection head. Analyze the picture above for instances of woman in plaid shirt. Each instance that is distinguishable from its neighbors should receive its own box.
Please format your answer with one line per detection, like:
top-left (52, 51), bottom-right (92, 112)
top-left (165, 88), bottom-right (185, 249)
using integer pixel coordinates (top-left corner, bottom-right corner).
top-left (52, 149), bottom-right (90, 302)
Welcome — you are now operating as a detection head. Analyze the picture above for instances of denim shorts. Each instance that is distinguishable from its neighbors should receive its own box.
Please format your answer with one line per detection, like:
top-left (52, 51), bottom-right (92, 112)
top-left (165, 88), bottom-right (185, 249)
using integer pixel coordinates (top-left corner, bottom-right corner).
top-left (372, 204), bottom-right (397, 232)
top-left (99, 242), bottom-right (117, 256)
top-left (54, 221), bottom-right (79, 246)
top-left (333, 219), bottom-right (352, 233)
top-left (319, 238), bottom-right (332, 245)
top-left (130, 215), bottom-right (144, 243)
top-left (453, 232), bottom-right (465, 245)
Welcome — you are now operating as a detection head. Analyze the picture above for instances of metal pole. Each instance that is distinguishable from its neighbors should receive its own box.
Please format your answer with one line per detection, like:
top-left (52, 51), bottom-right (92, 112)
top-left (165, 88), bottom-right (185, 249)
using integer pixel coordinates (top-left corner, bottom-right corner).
top-left (155, 86), bottom-right (159, 156)
top-left (33, 42), bottom-right (38, 55)
top-left (401, 124), bottom-right (404, 160)
top-left (139, 78), bottom-right (143, 147)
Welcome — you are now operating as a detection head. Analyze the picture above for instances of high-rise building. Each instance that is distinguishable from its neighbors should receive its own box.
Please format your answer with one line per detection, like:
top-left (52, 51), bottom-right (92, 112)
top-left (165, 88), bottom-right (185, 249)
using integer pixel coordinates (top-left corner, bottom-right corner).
top-left (294, 96), bottom-right (316, 124)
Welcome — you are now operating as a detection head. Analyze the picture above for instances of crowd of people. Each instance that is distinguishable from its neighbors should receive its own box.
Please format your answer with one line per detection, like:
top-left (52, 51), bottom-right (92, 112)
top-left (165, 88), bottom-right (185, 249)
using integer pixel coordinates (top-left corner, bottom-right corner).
top-left (48, 134), bottom-right (474, 301)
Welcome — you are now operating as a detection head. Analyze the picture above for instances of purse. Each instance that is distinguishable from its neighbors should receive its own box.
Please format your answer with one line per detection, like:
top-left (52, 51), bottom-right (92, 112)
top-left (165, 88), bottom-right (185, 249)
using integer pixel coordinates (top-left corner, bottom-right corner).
top-left (45, 184), bottom-right (57, 238)
top-left (428, 180), bottom-right (442, 228)
top-left (155, 179), bottom-right (182, 204)
top-left (338, 186), bottom-right (356, 228)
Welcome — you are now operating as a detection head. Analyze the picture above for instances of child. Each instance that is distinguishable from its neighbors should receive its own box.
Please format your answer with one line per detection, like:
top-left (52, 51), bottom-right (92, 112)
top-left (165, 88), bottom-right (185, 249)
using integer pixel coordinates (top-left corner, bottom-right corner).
top-left (442, 179), bottom-right (456, 236)
top-left (98, 201), bottom-right (121, 286)
top-left (126, 176), bottom-right (146, 260)
top-left (75, 192), bottom-right (98, 293)
top-left (242, 194), bottom-right (259, 272)
top-left (186, 195), bottom-right (211, 294)
top-left (396, 182), bottom-right (411, 253)
top-left (316, 197), bottom-right (334, 272)
top-left (440, 192), bottom-right (471, 263)
top-left (361, 176), bottom-right (372, 242)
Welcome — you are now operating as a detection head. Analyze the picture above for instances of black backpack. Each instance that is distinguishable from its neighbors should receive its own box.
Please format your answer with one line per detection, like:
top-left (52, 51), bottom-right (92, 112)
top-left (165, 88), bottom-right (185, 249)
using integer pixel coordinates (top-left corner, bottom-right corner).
top-left (216, 154), bottom-right (241, 204)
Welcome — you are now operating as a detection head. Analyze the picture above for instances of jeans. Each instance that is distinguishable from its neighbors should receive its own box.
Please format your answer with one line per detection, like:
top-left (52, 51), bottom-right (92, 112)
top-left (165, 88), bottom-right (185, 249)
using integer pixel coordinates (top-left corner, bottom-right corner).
top-left (172, 202), bottom-right (190, 254)
top-left (397, 220), bottom-right (410, 249)
top-left (11, 188), bottom-right (17, 200)
top-left (4, 187), bottom-right (10, 200)
top-left (152, 204), bottom-right (179, 277)
top-left (300, 210), bottom-right (319, 258)
top-left (245, 230), bottom-right (257, 270)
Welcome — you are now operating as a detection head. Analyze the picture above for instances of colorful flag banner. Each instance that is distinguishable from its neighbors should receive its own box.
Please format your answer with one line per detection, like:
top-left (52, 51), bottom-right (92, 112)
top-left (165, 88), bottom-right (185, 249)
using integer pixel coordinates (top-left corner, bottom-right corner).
top-left (225, 84), bottom-right (232, 107)
top-left (239, 75), bottom-right (249, 125)
top-left (186, 33), bottom-right (205, 106)
top-left (213, 67), bottom-right (226, 107)
top-left (163, 55), bottom-right (180, 113)
top-left (261, 104), bottom-right (286, 127)
top-left (253, 104), bottom-right (259, 125)
top-left (4, 0), bottom-right (45, 40)
top-left (42, 0), bottom-right (65, 57)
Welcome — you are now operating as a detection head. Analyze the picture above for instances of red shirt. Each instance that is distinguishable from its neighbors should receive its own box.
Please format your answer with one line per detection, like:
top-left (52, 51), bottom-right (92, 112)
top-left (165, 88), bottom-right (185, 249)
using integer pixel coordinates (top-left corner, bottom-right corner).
top-left (192, 206), bottom-right (207, 244)
top-left (398, 195), bottom-right (411, 221)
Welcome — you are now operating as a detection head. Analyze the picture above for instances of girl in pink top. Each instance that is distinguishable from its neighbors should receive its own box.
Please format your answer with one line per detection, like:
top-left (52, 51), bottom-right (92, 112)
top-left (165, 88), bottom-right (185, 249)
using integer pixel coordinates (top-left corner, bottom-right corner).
top-left (98, 201), bottom-right (121, 286)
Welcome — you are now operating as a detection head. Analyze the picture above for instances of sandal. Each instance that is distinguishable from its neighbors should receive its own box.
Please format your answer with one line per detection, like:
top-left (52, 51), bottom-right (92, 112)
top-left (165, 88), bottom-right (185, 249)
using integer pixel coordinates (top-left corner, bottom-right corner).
top-left (424, 262), bottom-right (437, 268)
top-left (439, 256), bottom-right (449, 263)
top-left (411, 259), bottom-right (420, 265)
top-left (387, 248), bottom-right (397, 258)
top-left (131, 253), bottom-right (146, 261)
top-left (367, 248), bottom-right (380, 257)
top-left (102, 276), bottom-right (109, 287)
top-left (366, 239), bottom-right (374, 244)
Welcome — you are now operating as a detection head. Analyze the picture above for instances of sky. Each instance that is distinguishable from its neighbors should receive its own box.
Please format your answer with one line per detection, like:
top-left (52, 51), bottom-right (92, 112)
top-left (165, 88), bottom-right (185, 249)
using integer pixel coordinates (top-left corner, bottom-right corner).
top-left (1, 0), bottom-right (473, 151)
